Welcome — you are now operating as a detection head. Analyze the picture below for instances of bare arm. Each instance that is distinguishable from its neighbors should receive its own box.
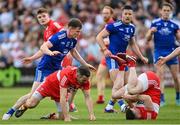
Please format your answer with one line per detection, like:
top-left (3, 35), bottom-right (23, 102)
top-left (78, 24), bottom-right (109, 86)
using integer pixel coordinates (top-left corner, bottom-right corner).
top-left (67, 88), bottom-right (77, 106)
top-left (70, 48), bottom-right (96, 70)
top-left (40, 41), bottom-right (60, 56)
top-left (22, 50), bottom-right (43, 64)
top-left (176, 30), bottom-right (180, 41)
top-left (60, 87), bottom-right (71, 121)
top-left (82, 89), bottom-right (96, 121)
top-left (123, 94), bottom-right (154, 111)
top-left (157, 47), bottom-right (180, 67)
top-left (129, 37), bottom-right (148, 64)
top-left (146, 27), bottom-right (157, 42)
top-left (96, 28), bottom-right (112, 57)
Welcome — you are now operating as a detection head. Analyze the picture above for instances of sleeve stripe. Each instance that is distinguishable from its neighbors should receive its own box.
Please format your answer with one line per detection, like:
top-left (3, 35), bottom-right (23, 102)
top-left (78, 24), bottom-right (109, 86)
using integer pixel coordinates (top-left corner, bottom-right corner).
top-left (60, 76), bottom-right (67, 86)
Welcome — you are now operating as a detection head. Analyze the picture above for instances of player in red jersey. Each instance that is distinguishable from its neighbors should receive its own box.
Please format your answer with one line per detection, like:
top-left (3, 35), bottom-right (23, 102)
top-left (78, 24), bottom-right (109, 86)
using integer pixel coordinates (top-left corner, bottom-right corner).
top-left (2, 8), bottom-right (74, 120)
top-left (96, 6), bottom-right (114, 104)
top-left (23, 8), bottom-right (63, 63)
top-left (110, 53), bottom-right (160, 120)
top-left (14, 66), bottom-right (96, 121)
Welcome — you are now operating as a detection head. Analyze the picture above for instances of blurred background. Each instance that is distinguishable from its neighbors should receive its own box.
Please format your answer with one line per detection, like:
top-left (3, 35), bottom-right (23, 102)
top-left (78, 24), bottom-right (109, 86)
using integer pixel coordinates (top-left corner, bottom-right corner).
top-left (0, 0), bottom-right (180, 87)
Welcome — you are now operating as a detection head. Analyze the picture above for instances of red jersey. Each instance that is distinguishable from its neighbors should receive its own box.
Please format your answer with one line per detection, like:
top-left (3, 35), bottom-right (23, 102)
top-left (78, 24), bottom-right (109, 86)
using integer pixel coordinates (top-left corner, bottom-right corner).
top-left (37, 66), bottom-right (90, 101)
top-left (135, 71), bottom-right (160, 119)
top-left (43, 20), bottom-right (63, 41)
top-left (142, 71), bottom-right (161, 106)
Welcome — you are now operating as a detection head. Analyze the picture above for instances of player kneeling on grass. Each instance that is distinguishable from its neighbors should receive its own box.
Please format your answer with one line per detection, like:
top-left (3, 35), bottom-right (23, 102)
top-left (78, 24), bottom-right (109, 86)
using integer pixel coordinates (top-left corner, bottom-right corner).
top-left (110, 53), bottom-right (161, 120)
top-left (15, 66), bottom-right (96, 121)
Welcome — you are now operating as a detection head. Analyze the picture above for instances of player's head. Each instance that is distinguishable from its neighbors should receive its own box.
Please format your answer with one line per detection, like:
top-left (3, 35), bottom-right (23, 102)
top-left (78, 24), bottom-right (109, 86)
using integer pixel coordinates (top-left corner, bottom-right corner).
top-left (36, 8), bottom-right (50, 25)
top-left (122, 5), bottom-right (133, 24)
top-left (67, 18), bottom-right (82, 38)
top-left (102, 6), bottom-right (113, 23)
top-left (77, 66), bottom-right (91, 84)
top-left (126, 108), bottom-right (138, 120)
top-left (160, 3), bottom-right (173, 20)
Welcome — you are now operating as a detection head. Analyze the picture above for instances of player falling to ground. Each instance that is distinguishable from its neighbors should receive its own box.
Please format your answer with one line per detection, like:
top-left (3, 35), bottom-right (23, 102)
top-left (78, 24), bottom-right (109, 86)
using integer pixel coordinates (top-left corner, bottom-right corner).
top-left (96, 5), bottom-right (148, 113)
top-left (146, 2), bottom-right (180, 106)
top-left (14, 66), bottom-right (96, 122)
top-left (96, 6), bottom-right (114, 104)
top-left (110, 53), bottom-right (161, 120)
top-left (2, 17), bottom-right (95, 120)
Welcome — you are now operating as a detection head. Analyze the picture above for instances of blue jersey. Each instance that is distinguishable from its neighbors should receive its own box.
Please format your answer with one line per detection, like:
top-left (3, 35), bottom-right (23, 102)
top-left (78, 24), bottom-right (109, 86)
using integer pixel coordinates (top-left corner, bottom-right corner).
top-left (151, 18), bottom-right (179, 50)
top-left (37, 30), bottom-right (77, 72)
top-left (106, 20), bottom-right (135, 54)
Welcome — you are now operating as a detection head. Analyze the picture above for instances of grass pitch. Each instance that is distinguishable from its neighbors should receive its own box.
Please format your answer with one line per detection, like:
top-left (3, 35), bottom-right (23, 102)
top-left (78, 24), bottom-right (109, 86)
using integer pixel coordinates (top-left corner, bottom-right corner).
top-left (0, 87), bottom-right (180, 124)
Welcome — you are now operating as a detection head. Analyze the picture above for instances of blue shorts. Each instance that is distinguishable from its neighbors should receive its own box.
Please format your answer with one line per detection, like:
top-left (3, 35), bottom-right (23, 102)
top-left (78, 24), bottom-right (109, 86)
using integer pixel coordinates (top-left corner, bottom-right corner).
top-left (106, 57), bottom-right (128, 71)
top-left (34, 68), bottom-right (55, 83)
top-left (154, 49), bottom-right (179, 65)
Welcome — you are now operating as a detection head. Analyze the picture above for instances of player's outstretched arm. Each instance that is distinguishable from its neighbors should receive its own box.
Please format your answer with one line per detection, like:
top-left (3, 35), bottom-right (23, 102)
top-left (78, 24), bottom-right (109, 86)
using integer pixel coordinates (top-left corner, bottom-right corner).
top-left (157, 47), bottom-right (180, 66)
top-left (60, 87), bottom-right (71, 122)
top-left (70, 48), bottom-right (96, 71)
top-left (82, 89), bottom-right (96, 121)
top-left (22, 50), bottom-right (43, 64)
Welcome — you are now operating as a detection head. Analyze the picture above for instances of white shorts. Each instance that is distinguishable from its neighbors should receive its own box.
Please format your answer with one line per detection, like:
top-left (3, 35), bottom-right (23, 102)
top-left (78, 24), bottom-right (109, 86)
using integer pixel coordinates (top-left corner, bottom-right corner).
top-left (137, 73), bottom-right (148, 92)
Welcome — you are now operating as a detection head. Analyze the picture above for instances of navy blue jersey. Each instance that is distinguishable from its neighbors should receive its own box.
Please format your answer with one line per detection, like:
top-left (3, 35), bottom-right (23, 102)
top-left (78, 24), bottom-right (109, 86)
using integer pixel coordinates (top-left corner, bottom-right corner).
top-left (106, 20), bottom-right (135, 54)
top-left (151, 18), bottom-right (179, 50)
top-left (37, 30), bottom-right (77, 72)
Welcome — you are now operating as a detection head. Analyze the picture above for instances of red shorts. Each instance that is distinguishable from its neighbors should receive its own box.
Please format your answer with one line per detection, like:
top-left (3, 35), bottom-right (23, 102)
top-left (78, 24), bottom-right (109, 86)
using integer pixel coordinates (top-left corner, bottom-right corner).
top-left (136, 107), bottom-right (158, 120)
top-left (100, 57), bottom-right (106, 66)
top-left (36, 78), bottom-right (60, 102)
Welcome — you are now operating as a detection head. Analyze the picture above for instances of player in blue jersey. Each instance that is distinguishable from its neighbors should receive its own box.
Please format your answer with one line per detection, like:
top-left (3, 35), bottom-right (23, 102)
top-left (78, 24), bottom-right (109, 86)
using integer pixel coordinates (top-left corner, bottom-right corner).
top-left (2, 18), bottom-right (95, 120)
top-left (96, 5), bottom-right (148, 113)
top-left (146, 3), bottom-right (180, 106)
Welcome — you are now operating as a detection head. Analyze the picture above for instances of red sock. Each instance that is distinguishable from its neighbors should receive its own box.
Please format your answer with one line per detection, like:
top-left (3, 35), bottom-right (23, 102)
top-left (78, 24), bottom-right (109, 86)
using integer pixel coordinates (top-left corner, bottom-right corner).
top-left (119, 65), bottom-right (126, 71)
top-left (98, 95), bottom-right (104, 101)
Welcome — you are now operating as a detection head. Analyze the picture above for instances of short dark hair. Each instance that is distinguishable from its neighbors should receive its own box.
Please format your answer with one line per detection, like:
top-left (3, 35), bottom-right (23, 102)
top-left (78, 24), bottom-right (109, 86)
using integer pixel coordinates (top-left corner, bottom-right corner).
top-left (126, 108), bottom-right (136, 120)
top-left (122, 5), bottom-right (133, 11)
top-left (161, 2), bottom-right (173, 10)
top-left (77, 66), bottom-right (90, 77)
top-left (68, 18), bottom-right (82, 29)
top-left (36, 8), bottom-right (49, 15)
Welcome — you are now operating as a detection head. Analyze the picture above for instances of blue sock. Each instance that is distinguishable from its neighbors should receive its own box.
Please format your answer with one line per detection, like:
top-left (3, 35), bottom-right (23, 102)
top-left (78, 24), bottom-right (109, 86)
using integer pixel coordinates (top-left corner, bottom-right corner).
top-left (161, 93), bottom-right (165, 102)
top-left (118, 100), bottom-right (124, 107)
top-left (6, 108), bottom-right (15, 115)
top-left (176, 92), bottom-right (180, 100)
top-left (108, 100), bottom-right (115, 106)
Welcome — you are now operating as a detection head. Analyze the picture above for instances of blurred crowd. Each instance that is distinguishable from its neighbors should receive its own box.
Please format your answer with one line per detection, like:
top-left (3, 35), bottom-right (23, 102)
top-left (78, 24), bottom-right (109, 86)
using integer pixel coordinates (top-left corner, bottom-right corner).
top-left (0, 0), bottom-right (180, 68)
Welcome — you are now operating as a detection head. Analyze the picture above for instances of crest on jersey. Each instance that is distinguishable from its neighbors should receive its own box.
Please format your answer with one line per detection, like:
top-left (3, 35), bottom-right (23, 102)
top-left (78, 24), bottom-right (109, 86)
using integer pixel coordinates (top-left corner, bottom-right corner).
top-left (164, 22), bottom-right (168, 27)
top-left (58, 33), bottom-right (66, 40)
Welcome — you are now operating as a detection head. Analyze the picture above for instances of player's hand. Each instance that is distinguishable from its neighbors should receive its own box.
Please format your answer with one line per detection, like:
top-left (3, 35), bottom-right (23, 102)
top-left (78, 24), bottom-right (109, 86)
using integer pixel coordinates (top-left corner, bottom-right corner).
top-left (103, 49), bottom-right (112, 57)
top-left (49, 51), bottom-right (61, 56)
top-left (157, 56), bottom-right (166, 67)
top-left (85, 63), bottom-right (96, 71)
top-left (22, 57), bottom-right (33, 64)
top-left (89, 114), bottom-right (96, 121)
top-left (141, 56), bottom-right (148, 64)
top-left (150, 27), bottom-right (157, 33)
